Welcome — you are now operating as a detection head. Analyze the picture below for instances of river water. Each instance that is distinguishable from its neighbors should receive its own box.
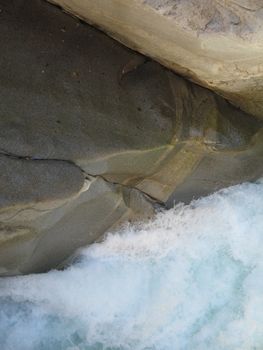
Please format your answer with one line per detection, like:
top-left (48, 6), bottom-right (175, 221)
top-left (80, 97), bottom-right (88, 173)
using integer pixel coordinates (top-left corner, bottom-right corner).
top-left (0, 181), bottom-right (262, 350)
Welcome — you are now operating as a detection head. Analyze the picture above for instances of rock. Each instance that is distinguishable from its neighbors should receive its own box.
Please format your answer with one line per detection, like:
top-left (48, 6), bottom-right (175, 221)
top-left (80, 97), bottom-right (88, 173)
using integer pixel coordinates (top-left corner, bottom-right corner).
top-left (48, 0), bottom-right (263, 119)
top-left (0, 0), bottom-right (262, 275)
top-left (0, 175), bottom-right (155, 275)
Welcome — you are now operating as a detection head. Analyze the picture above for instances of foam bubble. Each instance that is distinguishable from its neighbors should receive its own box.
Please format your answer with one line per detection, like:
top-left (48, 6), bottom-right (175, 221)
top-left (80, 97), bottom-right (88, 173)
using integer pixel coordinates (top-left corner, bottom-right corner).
top-left (0, 181), bottom-right (263, 349)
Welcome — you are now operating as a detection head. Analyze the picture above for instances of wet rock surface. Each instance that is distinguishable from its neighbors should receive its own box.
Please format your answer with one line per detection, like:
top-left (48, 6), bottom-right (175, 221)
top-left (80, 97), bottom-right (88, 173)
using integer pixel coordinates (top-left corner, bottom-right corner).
top-left (0, 0), bottom-right (262, 275)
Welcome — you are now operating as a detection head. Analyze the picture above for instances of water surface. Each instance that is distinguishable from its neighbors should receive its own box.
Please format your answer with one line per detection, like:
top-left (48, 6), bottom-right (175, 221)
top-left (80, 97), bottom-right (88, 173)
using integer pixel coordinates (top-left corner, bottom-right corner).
top-left (0, 181), bottom-right (263, 350)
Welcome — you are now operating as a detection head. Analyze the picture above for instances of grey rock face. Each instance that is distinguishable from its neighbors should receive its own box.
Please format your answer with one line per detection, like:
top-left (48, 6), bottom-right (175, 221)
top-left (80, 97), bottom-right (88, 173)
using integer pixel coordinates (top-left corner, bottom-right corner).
top-left (0, 0), bottom-right (262, 275)
top-left (48, 0), bottom-right (263, 119)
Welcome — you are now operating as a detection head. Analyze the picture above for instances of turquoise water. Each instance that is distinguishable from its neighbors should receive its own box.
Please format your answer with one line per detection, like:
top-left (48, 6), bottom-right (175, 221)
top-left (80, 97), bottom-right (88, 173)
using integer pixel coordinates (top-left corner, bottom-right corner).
top-left (0, 181), bottom-right (263, 350)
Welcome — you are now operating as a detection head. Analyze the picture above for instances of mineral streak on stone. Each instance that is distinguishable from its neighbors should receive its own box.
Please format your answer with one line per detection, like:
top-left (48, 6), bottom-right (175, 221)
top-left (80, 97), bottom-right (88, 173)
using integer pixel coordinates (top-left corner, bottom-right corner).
top-left (0, 0), bottom-right (262, 275)
top-left (48, 0), bottom-right (263, 119)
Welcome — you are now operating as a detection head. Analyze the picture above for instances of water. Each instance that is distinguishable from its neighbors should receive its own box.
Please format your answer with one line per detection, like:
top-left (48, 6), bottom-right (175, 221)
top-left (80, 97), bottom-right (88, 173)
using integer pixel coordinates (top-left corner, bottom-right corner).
top-left (0, 181), bottom-right (263, 350)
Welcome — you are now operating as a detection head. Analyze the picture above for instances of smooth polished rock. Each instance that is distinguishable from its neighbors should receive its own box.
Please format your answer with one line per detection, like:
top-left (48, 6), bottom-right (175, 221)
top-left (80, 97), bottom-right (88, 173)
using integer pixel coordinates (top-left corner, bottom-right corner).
top-left (48, 0), bottom-right (263, 119)
top-left (0, 174), bottom-right (155, 275)
top-left (0, 0), bottom-right (262, 275)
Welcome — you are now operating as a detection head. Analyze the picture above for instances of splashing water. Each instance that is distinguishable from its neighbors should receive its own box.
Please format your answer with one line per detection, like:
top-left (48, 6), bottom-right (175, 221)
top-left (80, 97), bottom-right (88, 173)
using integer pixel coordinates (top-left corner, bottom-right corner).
top-left (0, 181), bottom-right (263, 350)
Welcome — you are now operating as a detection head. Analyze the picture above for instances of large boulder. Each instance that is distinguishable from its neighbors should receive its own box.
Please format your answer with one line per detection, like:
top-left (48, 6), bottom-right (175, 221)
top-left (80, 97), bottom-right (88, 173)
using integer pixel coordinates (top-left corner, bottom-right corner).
top-left (0, 0), bottom-right (262, 275)
top-left (48, 0), bottom-right (263, 119)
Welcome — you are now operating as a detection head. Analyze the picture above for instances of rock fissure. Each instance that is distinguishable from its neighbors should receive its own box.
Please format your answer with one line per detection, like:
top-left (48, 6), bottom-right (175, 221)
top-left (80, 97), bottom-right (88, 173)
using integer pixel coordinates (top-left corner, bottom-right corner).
top-left (95, 173), bottom-right (165, 206)
top-left (0, 149), bottom-right (163, 205)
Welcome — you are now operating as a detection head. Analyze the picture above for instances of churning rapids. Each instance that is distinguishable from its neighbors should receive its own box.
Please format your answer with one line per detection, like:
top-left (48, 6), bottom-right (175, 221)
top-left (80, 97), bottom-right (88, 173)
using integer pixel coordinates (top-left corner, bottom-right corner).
top-left (0, 181), bottom-right (263, 350)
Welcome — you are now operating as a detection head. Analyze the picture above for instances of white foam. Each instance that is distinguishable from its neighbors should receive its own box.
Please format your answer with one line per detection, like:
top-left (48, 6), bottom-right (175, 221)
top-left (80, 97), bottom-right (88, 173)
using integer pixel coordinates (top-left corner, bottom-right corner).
top-left (0, 181), bottom-right (263, 350)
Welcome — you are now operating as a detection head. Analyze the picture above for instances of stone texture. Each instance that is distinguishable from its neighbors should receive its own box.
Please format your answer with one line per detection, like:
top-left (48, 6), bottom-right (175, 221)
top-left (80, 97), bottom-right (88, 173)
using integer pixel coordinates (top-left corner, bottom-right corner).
top-left (0, 155), bottom-right (84, 213)
top-left (0, 176), bottom-right (155, 275)
top-left (0, 0), bottom-right (262, 275)
top-left (48, 0), bottom-right (263, 119)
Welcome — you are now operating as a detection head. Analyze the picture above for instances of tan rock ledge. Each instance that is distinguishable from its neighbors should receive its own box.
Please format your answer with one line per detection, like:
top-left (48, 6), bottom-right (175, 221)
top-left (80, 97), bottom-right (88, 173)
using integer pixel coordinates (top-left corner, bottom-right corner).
top-left (48, 0), bottom-right (263, 119)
